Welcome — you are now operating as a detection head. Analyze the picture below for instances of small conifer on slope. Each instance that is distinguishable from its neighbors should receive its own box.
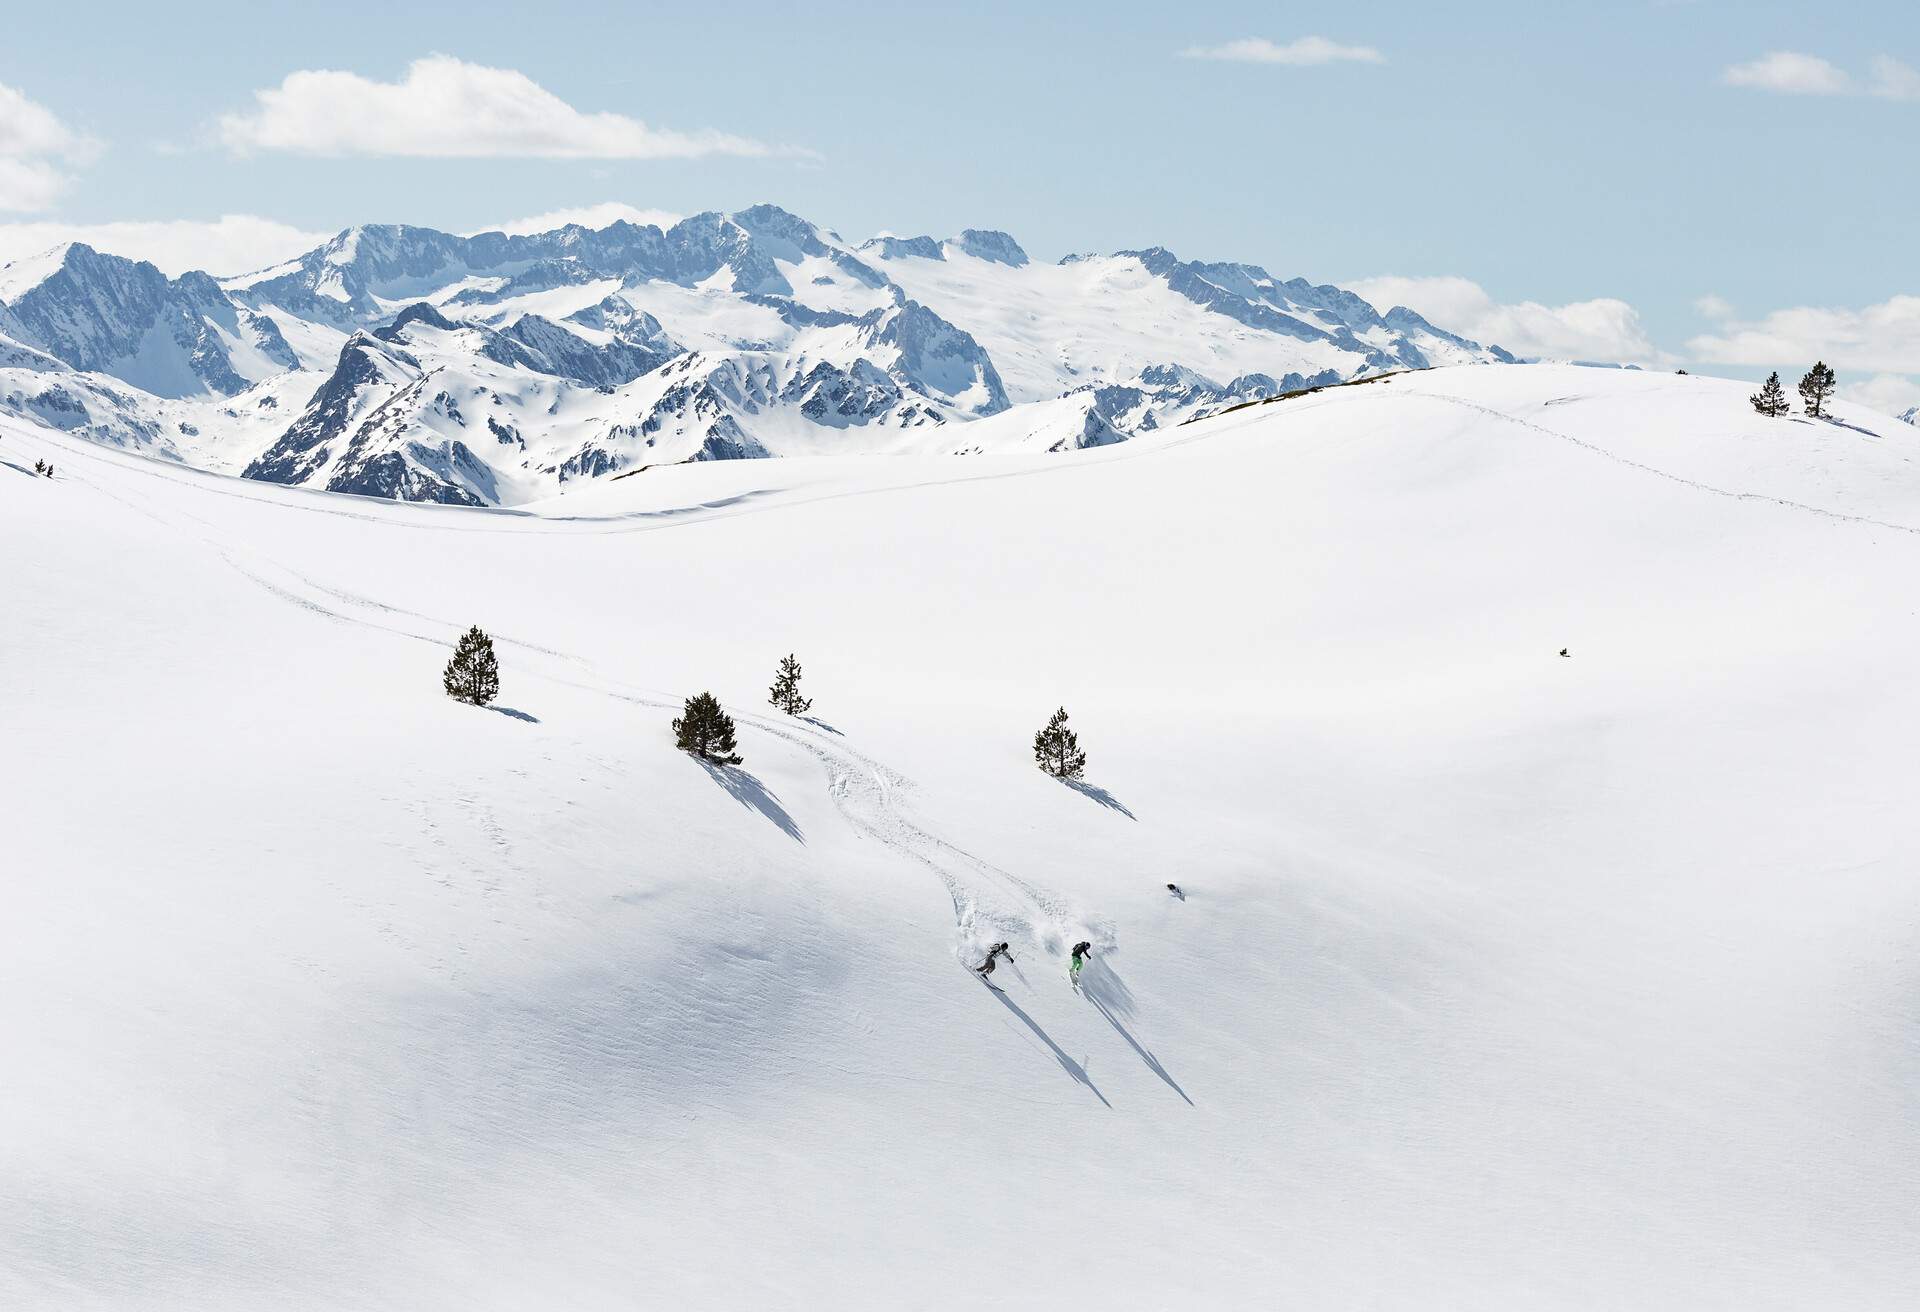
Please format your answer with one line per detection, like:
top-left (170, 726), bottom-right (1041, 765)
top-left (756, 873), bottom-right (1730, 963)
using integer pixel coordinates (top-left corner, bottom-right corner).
top-left (443, 625), bottom-right (500, 706)
top-left (1750, 372), bottom-right (1790, 418)
top-left (675, 692), bottom-right (743, 765)
top-left (768, 654), bottom-right (812, 716)
top-left (1798, 361), bottom-right (1837, 419)
top-left (1033, 707), bottom-right (1087, 779)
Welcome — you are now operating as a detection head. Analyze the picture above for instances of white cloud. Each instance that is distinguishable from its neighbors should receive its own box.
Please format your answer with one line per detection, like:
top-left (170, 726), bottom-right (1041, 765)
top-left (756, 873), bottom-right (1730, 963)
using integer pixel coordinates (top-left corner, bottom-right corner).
top-left (217, 55), bottom-right (778, 160)
top-left (1687, 295), bottom-right (1920, 376)
top-left (1721, 50), bottom-right (1920, 99)
top-left (1180, 36), bottom-right (1385, 66)
top-left (1722, 51), bottom-right (1853, 95)
top-left (477, 202), bottom-right (683, 236)
top-left (1866, 55), bottom-right (1920, 101)
top-left (1841, 373), bottom-right (1920, 416)
top-left (1693, 293), bottom-right (1735, 322)
top-left (0, 215), bottom-right (326, 278)
top-left (1348, 274), bottom-right (1673, 366)
top-left (0, 81), bottom-right (100, 211)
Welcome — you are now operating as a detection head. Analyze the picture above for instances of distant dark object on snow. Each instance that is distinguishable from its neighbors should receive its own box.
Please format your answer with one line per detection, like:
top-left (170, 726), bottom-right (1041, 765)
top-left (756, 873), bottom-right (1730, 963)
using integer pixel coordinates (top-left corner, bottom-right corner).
top-left (1799, 361), bottom-right (1837, 419)
top-left (1034, 706), bottom-right (1088, 779)
top-left (1167, 883), bottom-right (1185, 900)
top-left (674, 691), bottom-right (743, 765)
top-left (1751, 372), bottom-right (1790, 419)
top-left (768, 652), bottom-right (812, 716)
top-left (976, 942), bottom-right (1012, 976)
top-left (443, 625), bottom-right (501, 706)
top-left (1559, 648), bottom-right (1570, 658)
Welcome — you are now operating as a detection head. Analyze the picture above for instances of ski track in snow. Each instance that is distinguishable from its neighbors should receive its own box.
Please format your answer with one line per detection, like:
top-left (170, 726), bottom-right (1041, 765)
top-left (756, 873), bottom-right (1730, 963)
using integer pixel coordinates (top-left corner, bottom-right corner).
top-left (1420, 389), bottom-right (1920, 537)
top-left (20, 373), bottom-right (1915, 986)
top-left (55, 438), bottom-right (1102, 972)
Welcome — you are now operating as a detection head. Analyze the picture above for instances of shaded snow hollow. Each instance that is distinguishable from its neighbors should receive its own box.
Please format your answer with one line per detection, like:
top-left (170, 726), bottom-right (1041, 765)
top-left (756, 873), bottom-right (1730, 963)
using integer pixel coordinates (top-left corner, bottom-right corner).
top-left (3, 364), bottom-right (1918, 1309)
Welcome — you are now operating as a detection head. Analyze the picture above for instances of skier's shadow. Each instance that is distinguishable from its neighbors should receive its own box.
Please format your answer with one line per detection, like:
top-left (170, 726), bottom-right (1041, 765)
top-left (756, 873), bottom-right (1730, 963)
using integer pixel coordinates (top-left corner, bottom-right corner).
top-left (981, 980), bottom-right (1110, 1108)
top-left (1080, 961), bottom-right (1193, 1106)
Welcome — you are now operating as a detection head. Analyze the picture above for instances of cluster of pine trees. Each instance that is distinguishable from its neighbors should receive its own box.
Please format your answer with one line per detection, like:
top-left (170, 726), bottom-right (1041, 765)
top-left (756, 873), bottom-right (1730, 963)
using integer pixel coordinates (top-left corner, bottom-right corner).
top-left (442, 632), bottom-right (1098, 780)
top-left (1751, 361), bottom-right (1837, 419)
top-left (669, 652), bottom-right (816, 765)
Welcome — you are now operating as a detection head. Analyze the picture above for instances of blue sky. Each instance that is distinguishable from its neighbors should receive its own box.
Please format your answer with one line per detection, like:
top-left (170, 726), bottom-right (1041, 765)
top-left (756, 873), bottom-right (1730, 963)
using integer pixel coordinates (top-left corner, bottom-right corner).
top-left (2, 0), bottom-right (1916, 404)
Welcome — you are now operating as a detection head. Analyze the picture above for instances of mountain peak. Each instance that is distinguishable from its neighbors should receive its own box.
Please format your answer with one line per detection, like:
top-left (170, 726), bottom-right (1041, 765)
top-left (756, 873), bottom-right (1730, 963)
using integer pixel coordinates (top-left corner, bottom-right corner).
top-left (950, 229), bottom-right (1028, 267)
top-left (1116, 246), bottom-right (1181, 276)
top-left (861, 235), bottom-right (944, 261)
top-left (0, 242), bottom-right (90, 301)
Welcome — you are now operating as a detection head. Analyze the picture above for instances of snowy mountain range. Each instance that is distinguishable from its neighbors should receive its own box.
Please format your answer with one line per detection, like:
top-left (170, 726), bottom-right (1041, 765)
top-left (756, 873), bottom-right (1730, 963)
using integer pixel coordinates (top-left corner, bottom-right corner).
top-left (0, 203), bottom-right (1514, 505)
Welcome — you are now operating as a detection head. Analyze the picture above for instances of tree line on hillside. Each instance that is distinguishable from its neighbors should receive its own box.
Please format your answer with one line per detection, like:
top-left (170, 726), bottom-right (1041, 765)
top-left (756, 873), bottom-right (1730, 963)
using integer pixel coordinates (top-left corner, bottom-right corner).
top-left (441, 631), bottom-right (1094, 780)
top-left (1751, 362), bottom-right (1836, 419)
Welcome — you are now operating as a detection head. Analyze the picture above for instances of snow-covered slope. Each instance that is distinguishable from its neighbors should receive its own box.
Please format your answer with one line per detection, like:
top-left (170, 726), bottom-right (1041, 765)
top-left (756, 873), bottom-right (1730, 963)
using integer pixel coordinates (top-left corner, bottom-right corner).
top-left (0, 206), bottom-right (1514, 505)
top-left (4, 364), bottom-right (1917, 1309)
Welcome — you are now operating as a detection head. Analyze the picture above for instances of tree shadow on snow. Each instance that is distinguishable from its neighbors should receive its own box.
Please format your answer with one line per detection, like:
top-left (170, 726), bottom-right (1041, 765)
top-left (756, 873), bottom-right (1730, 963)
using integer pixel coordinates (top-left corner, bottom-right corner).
top-left (699, 760), bottom-right (804, 844)
top-left (1080, 960), bottom-right (1193, 1106)
top-left (798, 715), bottom-right (844, 737)
top-left (488, 705), bottom-right (541, 723)
top-left (1, 458), bottom-right (43, 479)
top-left (1061, 778), bottom-right (1136, 820)
top-left (982, 978), bottom-right (1109, 1107)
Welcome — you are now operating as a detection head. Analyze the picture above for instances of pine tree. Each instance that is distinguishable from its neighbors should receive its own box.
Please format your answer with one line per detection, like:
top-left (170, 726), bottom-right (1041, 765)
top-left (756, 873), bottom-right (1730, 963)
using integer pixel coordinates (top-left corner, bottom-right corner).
top-left (1798, 361), bottom-right (1837, 418)
top-left (442, 625), bottom-right (500, 706)
top-left (1032, 707), bottom-right (1087, 779)
top-left (768, 653), bottom-right (812, 716)
top-left (1750, 372), bottom-right (1790, 418)
top-left (674, 691), bottom-right (743, 764)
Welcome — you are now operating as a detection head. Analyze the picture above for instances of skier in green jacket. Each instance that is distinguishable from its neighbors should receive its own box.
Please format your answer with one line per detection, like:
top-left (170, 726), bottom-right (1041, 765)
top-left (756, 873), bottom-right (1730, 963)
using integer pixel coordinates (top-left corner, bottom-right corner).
top-left (1069, 941), bottom-right (1092, 989)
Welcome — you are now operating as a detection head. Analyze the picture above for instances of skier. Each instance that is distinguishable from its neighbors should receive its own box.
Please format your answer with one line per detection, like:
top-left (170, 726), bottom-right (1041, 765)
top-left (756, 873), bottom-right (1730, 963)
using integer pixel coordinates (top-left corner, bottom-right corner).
top-left (1069, 941), bottom-right (1092, 989)
top-left (975, 942), bottom-right (1012, 978)
top-left (1166, 882), bottom-right (1183, 898)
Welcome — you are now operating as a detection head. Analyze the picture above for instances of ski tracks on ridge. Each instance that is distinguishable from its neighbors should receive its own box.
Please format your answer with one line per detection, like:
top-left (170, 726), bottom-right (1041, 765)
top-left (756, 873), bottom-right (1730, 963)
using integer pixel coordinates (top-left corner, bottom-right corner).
top-left (50, 433), bottom-right (1102, 969)
top-left (100, 474), bottom-right (1096, 967)
top-left (739, 712), bottom-right (1095, 965)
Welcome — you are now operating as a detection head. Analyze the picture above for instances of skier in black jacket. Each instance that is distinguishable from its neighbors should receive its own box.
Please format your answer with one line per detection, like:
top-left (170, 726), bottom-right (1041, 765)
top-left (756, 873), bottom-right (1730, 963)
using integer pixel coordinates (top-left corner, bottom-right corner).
top-left (976, 942), bottom-right (1012, 977)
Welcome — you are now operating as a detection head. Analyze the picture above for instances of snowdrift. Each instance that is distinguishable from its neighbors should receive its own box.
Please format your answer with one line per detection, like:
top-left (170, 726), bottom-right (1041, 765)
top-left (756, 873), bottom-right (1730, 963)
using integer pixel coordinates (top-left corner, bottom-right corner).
top-left (3, 364), bottom-right (1917, 1309)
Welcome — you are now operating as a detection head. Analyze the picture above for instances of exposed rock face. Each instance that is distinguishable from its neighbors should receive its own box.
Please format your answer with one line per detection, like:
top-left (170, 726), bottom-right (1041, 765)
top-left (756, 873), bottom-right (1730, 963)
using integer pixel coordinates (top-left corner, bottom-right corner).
top-left (2, 244), bottom-right (296, 397)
